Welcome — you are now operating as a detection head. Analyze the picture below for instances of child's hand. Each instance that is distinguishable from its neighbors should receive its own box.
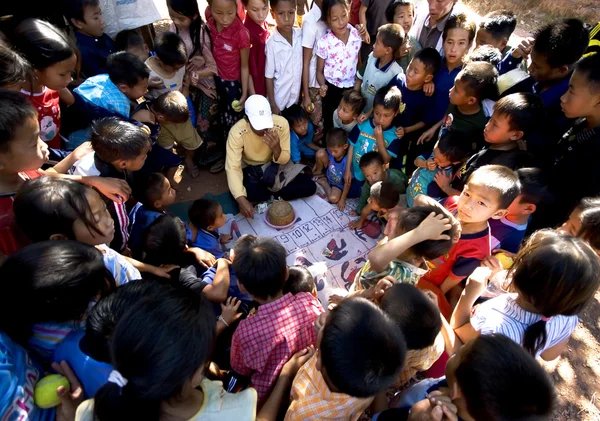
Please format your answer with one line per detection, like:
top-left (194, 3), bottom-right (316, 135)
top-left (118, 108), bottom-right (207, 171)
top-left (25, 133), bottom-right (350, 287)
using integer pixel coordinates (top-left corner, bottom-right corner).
top-left (370, 276), bottom-right (394, 301)
top-left (219, 234), bottom-right (233, 244)
top-left (328, 294), bottom-right (344, 305)
top-left (349, 218), bottom-right (364, 230)
top-left (417, 127), bottom-right (436, 145)
top-left (423, 81), bottom-right (435, 97)
top-left (220, 297), bottom-right (243, 326)
top-left (416, 212), bottom-right (452, 241)
top-left (280, 345), bottom-right (316, 379)
top-left (319, 85), bottom-right (328, 97)
top-left (149, 264), bottom-right (179, 278)
top-left (344, 168), bottom-right (353, 187)
top-left (314, 311), bottom-right (328, 334)
top-left (52, 361), bottom-right (84, 421)
top-left (358, 113), bottom-right (368, 124)
top-left (465, 266), bottom-right (493, 297)
top-left (426, 158), bottom-right (437, 170)
top-left (399, 41), bottom-right (411, 58)
top-left (395, 126), bottom-right (405, 138)
top-left (357, 24), bottom-right (370, 43)
top-left (72, 141), bottom-right (93, 161)
top-left (216, 257), bottom-right (231, 266)
top-left (86, 177), bottom-right (131, 203)
top-left (302, 96), bottom-right (313, 113)
top-left (148, 76), bottom-right (165, 89)
top-left (374, 124), bottom-right (383, 140)
top-left (337, 197), bottom-right (347, 211)
top-left (481, 255), bottom-right (503, 278)
top-left (407, 392), bottom-right (459, 421)
top-left (434, 170), bottom-right (451, 189)
top-left (187, 247), bottom-right (217, 268)
top-left (513, 37), bottom-right (535, 59)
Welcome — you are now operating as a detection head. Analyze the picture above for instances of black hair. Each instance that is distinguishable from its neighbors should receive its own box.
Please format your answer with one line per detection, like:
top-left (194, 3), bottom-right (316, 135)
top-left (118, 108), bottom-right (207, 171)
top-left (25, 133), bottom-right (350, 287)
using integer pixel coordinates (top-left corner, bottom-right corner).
top-left (188, 197), bottom-right (221, 230)
top-left (320, 0), bottom-right (348, 24)
top-left (509, 230), bottom-right (600, 356)
top-left (284, 265), bottom-right (315, 295)
top-left (493, 92), bottom-right (545, 138)
top-left (91, 117), bottom-right (150, 162)
top-left (94, 285), bottom-right (216, 421)
top-left (63, 0), bottom-right (100, 24)
top-left (271, 0), bottom-right (297, 8)
top-left (13, 176), bottom-right (102, 242)
top-left (115, 29), bottom-right (146, 52)
top-left (320, 298), bottom-right (406, 397)
top-left (465, 45), bottom-right (502, 67)
top-left (370, 181), bottom-right (399, 209)
top-left (142, 214), bottom-right (188, 266)
top-left (359, 151), bottom-right (384, 168)
top-left (533, 18), bottom-right (589, 68)
top-left (574, 52), bottom-right (600, 95)
top-left (0, 42), bottom-right (31, 89)
top-left (241, 0), bottom-right (267, 5)
top-left (385, 0), bottom-right (414, 24)
top-left (442, 13), bottom-right (476, 42)
top-left (85, 280), bottom-right (165, 363)
top-left (578, 197), bottom-right (600, 251)
top-left (0, 91), bottom-right (37, 152)
top-left (516, 167), bottom-right (551, 208)
top-left (478, 10), bottom-right (517, 41)
top-left (340, 89), bottom-right (366, 116)
top-left (467, 164), bottom-right (521, 209)
top-left (167, 0), bottom-right (209, 58)
top-left (281, 104), bottom-right (307, 127)
top-left (232, 235), bottom-right (287, 300)
top-left (377, 23), bottom-right (404, 55)
top-left (436, 130), bottom-right (472, 163)
top-left (395, 205), bottom-right (456, 260)
top-left (106, 51), bottom-right (150, 87)
top-left (12, 18), bottom-right (75, 70)
top-left (133, 172), bottom-right (168, 209)
top-left (373, 85), bottom-right (402, 112)
top-left (456, 61), bottom-right (499, 101)
top-left (0, 240), bottom-right (115, 346)
top-left (154, 31), bottom-right (187, 67)
top-left (380, 284), bottom-right (441, 350)
top-left (151, 90), bottom-right (189, 124)
top-left (455, 334), bottom-right (555, 420)
top-left (412, 47), bottom-right (441, 75)
top-left (326, 127), bottom-right (348, 148)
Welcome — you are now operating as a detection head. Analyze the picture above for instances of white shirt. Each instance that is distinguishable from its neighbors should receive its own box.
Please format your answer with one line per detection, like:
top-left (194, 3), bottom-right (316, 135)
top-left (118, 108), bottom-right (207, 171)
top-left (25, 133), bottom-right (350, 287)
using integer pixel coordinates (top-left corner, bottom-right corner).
top-left (301, 5), bottom-right (327, 89)
top-left (315, 26), bottom-right (363, 88)
top-left (357, 53), bottom-right (403, 113)
top-left (266, 27), bottom-right (304, 110)
top-left (145, 56), bottom-right (186, 98)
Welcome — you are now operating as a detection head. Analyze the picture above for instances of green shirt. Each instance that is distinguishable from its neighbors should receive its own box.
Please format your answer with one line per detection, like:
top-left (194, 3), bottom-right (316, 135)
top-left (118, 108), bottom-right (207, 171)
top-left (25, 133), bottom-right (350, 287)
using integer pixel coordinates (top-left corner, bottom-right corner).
top-left (356, 168), bottom-right (408, 213)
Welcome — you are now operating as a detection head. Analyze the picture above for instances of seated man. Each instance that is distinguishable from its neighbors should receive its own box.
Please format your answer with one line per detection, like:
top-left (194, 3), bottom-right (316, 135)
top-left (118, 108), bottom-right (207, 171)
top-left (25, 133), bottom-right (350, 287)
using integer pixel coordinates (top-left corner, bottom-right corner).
top-left (225, 95), bottom-right (317, 217)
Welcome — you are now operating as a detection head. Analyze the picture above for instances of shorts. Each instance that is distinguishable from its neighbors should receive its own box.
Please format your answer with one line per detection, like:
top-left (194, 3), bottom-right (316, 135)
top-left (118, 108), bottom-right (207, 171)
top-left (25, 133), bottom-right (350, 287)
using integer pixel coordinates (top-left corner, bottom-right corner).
top-left (157, 120), bottom-right (203, 150)
top-left (141, 143), bottom-right (182, 173)
top-left (329, 176), bottom-right (363, 198)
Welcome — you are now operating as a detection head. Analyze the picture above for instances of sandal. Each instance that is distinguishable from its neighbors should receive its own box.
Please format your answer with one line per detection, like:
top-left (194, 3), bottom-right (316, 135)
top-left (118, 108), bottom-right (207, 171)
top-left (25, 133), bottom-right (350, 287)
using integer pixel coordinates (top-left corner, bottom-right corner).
top-left (209, 159), bottom-right (225, 173)
top-left (187, 163), bottom-right (200, 178)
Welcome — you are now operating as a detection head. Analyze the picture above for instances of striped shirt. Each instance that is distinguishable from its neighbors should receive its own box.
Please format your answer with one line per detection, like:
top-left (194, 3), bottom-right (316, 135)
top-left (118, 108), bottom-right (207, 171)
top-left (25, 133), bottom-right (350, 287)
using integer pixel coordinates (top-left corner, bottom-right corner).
top-left (470, 293), bottom-right (578, 357)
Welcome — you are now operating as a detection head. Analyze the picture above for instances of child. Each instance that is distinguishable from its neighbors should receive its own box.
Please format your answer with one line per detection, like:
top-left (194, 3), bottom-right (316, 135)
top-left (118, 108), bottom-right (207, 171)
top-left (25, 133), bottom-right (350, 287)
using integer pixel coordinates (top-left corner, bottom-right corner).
top-left (385, 0), bottom-right (422, 72)
top-left (282, 104), bottom-right (317, 163)
top-left (13, 18), bottom-right (76, 149)
top-left (406, 130), bottom-right (471, 207)
top-left (243, 0), bottom-right (270, 96)
top-left (316, 0), bottom-right (364, 136)
top-left (558, 197), bottom-right (600, 254)
top-left (69, 117), bottom-right (151, 251)
top-left (285, 297), bottom-right (406, 421)
top-left (416, 165), bottom-right (520, 318)
top-left (284, 265), bottom-right (317, 296)
top-left (475, 10), bottom-right (517, 59)
top-left (358, 0), bottom-right (392, 64)
top-left (0, 41), bottom-right (30, 92)
top-left (464, 44), bottom-right (503, 67)
top-left (313, 128), bottom-right (362, 210)
top-left (188, 197), bottom-right (231, 259)
top-left (352, 151), bottom-right (408, 228)
top-left (356, 23), bottom-right (404, 120)
top-left (115, 29), bottom-right (150, 62)
top-left (449, 230), bottom-right (600, 361)
top-left (265, 0), bottom-right (303, 114)
top-left (230, 235), bottom-right (323, 406)
top-left (145, 31), bottom-right (188, 98)
top-left (376, 334), bottom-right (555, 421)
top-left (333, 89), bottom-right (365, 134)
top-left (64, 0), bottom-right (116, 77)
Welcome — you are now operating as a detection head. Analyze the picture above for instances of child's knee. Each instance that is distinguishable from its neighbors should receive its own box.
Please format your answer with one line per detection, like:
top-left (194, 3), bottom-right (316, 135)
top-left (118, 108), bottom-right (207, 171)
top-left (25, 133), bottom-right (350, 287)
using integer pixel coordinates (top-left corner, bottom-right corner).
top-left (316, 148), bottom-right (328, 160)
top-left (328, 194), bottom-right (340, 203)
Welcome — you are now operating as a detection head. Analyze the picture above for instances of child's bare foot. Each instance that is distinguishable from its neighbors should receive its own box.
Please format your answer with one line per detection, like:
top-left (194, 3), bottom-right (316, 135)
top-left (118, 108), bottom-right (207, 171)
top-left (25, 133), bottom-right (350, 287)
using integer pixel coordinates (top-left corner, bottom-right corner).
top-left (185, 158), bottom-right (200, 178)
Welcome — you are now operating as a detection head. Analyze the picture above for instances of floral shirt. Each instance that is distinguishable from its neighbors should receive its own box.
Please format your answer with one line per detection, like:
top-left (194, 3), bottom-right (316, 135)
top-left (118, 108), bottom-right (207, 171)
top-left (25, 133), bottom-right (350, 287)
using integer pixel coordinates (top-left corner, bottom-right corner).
top-left (315, 25), bottom-right (362, 88)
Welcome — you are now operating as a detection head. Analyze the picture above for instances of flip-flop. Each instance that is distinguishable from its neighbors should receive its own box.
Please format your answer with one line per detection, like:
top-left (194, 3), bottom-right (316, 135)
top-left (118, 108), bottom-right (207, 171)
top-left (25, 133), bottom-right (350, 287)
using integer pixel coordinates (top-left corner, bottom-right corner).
top-left (209, 159), bottom-right (225, 173)
top-left (187, 164), bottom-right (200, 178)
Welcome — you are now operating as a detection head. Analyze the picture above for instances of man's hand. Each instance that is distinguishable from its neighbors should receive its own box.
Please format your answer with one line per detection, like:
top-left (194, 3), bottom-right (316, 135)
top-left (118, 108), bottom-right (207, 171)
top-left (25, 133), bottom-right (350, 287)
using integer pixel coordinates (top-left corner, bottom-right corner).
top-left (52, 361), bottom-right (84, 421)
top-left (236, 196), bottom-right (255, 218)
top-left (396, 126), bottom-right (405, 138)
top-left (263, 129), bottom-right (281, 151)
top-left (86, 177), bottom-right (131, 203)
top-left (426, 158), bottom-right (437, 170)
top-left (512, 37), bottom-right (535, 59)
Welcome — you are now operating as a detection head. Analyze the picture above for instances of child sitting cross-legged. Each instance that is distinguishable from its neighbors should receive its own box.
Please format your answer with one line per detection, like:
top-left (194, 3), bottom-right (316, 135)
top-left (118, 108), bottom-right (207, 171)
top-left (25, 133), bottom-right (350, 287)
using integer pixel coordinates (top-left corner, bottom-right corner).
top-left (282, 104), bottom-right (318, 163)
top-left (187, 197), bottom-right (231, 259)
top-left (333, 89), bottom-right (366, 134)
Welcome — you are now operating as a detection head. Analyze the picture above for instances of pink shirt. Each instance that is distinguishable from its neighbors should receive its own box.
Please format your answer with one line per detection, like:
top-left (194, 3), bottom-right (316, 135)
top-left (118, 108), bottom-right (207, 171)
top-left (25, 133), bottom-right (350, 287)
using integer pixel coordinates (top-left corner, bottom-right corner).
top-left (206, 11), bottom-right (251, 82)
top-left (21, 87), bottom-right (61, 149)
top-left (315, 25), bottom-right (363, 88)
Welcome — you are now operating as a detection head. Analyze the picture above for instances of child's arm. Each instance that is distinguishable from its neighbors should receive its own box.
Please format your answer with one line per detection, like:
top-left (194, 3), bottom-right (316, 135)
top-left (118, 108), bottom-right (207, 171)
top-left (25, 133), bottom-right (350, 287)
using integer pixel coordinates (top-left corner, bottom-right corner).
top-left (59, 88), bottom-right (75, 106)
top-left (374, 125), bottom-right (392, 164)
top-left (358, 5), bottom-right (370, 44)
top-left (216, 297), bottom-right (243, 335)
top-left (417, 118), bottom-right (443, 145)
top-left (316, 57), bottom-right (327, 97)
top-left (403, 121), bottom-right (426, 135)
top-left (265, 78), bottom-right (280, 115)
top-left (248, 75), bottom-right (256, 96)
top-left (200, 258), bottom-right (231, 303)
top-left (301, 47), bottom-right (313, 111)
top-left (41, 172), bottom-right (131, 203)
top-left (123, 256), bottom-right (179, 279)
top-left (414, 156), bottom-right (429, 169)
top-left (48, 141), bottom-right (93, 174)
top-left (350, 202), bottom-right (372, 229)
top-left (358, 108), bottom-right (372, 124)
top-left (337, 171), bottom-right (353, 211)
top-left (239, 48), bottom-right (250, 107)
top-left (264, 42), bottom-right (280, 115)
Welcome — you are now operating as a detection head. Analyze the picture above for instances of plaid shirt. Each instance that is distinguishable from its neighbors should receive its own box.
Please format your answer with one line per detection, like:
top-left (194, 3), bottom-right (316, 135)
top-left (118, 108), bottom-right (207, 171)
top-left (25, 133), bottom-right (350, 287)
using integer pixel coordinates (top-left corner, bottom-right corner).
top-left (285, 353), bottom-right (373, 421)
top-left (230, 292), bottom-right (322, 405)
top-left (397, 332), bottom-right (445, 387)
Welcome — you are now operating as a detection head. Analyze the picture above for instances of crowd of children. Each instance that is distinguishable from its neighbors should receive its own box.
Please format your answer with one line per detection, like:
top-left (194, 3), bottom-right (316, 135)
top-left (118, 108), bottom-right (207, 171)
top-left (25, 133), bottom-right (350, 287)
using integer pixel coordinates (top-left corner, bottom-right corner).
top-left (1, 0), bottom-right (600, 420)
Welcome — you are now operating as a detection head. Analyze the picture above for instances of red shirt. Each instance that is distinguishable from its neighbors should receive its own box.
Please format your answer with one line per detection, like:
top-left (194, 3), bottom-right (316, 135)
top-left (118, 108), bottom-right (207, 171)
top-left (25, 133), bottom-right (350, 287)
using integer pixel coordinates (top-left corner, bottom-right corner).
top-left (21, 88), bottom-right (61, 149)
top-left (206, 12), bottom-right (251, 82)
top-left (244, 17), bottom-right (269, 96)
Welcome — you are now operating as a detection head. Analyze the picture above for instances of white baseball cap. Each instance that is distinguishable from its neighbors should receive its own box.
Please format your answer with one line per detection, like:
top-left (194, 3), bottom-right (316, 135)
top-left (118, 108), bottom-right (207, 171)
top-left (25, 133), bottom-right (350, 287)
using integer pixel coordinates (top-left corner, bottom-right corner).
top-left (244, 95), bottom-right (273, 131)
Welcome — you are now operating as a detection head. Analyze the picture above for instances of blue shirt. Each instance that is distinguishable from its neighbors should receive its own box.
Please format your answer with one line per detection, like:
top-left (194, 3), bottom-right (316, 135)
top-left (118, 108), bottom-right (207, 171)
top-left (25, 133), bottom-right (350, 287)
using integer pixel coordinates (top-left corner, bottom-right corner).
top-left (489, 217), bottom-right (528, 253)
top-left (406, 152), bottom-right (453, 207)
top-left (349, 119), bottom-right (400, 181)
top-left (129, 206), bottom-right (164, 255)
top-left (326, 150), bottom-right (348, 190)
top-left (74, 74), bottom-right (131, 118)
top-left (75, 32), bottom-right (115, 78)
top-left (430, 61), bottom-right (462, 123)
top-left (387, 73), bottom-right (431, 128)
top-left (290, 120), bottom-right (315, 163)
top-left (190, 227), bottom-right (223, 258)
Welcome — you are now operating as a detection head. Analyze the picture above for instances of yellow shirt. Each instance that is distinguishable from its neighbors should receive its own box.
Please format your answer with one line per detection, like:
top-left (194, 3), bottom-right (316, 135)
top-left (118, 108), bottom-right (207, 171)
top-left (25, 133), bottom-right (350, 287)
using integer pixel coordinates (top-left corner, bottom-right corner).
top-left (225, 116), bottom-right (291, 199)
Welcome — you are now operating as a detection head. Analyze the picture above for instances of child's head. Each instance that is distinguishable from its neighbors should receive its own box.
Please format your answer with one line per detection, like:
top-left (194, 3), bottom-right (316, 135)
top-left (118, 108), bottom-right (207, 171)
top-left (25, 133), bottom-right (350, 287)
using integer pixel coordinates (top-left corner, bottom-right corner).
top-left (476, 10), bottom-right (517, 51)
top-left (90, 117), bottom-right (151, 171)
top-left (337, 89), bottom-right (365, 123)
top-left (167, 0), bottom-right (201, 32)
top-left (106, 51), bottom-right (150, 100)
top-left (406, 48), bottom-right (441, 88)
top-left (372, 24), bottom-right (404, 60)
top-left (188, 197), bottom-right (227, 231)
top-left (93, 285), bottom-right (215, 421)
top-left (484, 92), bottom-right (545, 144)
top-left (560, 53), bottom-right (600, 121)
top-left (0, 91), bottom-right (49, 174)
top-left (133, 172), bottom-right (177, 211)
top-left (458, 165), bottom-right (521, 223)
top-left (558, 197), bottom-right (600, 253)
top-left (153, 31), bottom-right (187, 73)
top-left (368, 181), bottom-right (399, 212)
top-left (529, 18), bottom-right (588, 84)
top-left (506, 168), bottom-right (549, 220)
top-left (115, 29), bottom-right (150, 62)
top-left (270, 0), bottom-right (297, 33)
top-left (445, 334), bottom-right (555, 420)
top-left (207, 0), bottom-right (240, 30)
top-left (0, 240), bottom-right (115, 346)
top-left (320, 0), bottom-right (349, 35)
top-left (381, 284), bottom-right (441, 350)
top-left (14, 176), bottom-right (115, 245)
top-left (385, 0), bottom-right (414, 35)
top-left (450, 61), bottom-right (499, 106)
top-left (284, 265), bottom-right (316, 296)
top-left (372, 86), bottom-right (402, 129)
top-left (64, 0), bottom-right (105, 38)
top-left (232, 235), bottom-right (288, 301)
top-left (359, 151), bottom-right (386, 185)
top-left (509, 230), bottom-right (600, 355)
top-left (325, 128), bottom-right (349, 161)
top-left (317, 297), bottom-right (406, 397)
top-left (142, 214), bottom-right (188, 266)
top-left (433, 130), bottom-right (472, 167)
top-left (151, 90), bottom-right (190, 124)
top-left (282, 104), bottom-right (309, 138)
top-left (0, 42), bottom-right (31, 91)
top-left (12, 18), bottom-right (76, 91)
top-left (442, 13), bottom-right (476, 67)
top-left (464, 44), bottom-right (502, 67)
top-left (243, 0), bottom-right (269, 25)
